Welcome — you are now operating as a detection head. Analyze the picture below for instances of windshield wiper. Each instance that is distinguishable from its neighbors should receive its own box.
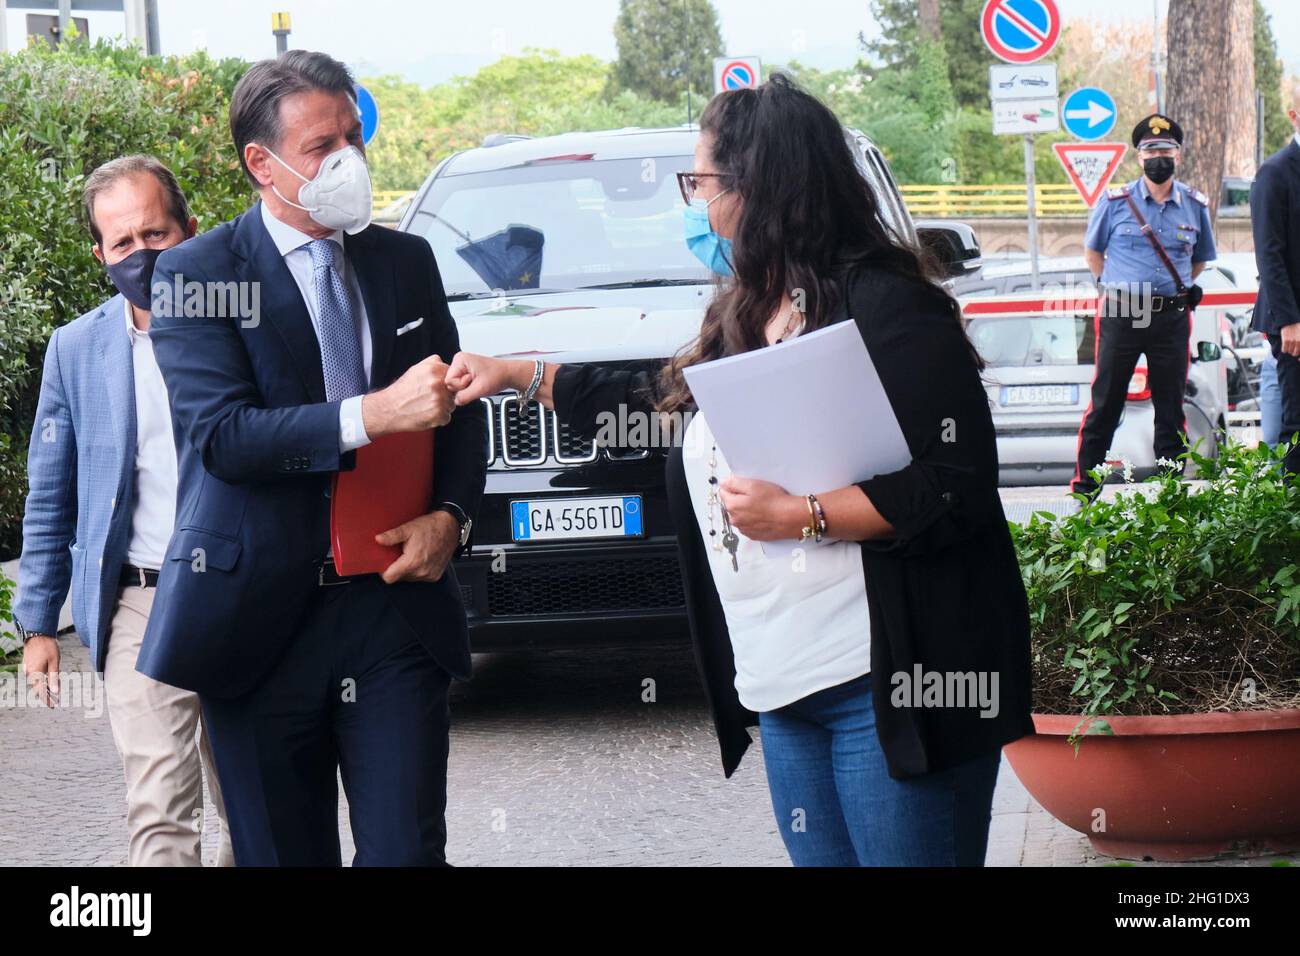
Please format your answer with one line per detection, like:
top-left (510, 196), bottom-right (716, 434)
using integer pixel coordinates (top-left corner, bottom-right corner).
top-left (578, 278), bottom-right (712, 290)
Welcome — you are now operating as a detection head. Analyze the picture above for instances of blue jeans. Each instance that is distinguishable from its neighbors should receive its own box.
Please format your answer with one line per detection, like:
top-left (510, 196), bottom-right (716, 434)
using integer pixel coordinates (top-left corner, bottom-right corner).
top-left (758, 674), bottom-right (1001, 866)
top-left (1260, 352), bottom-right (1281, 450)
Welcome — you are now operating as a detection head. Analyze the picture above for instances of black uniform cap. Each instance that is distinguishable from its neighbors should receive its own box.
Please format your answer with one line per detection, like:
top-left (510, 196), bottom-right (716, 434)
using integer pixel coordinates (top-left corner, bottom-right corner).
top-left (1132, 113), bottom-right (1184, 149)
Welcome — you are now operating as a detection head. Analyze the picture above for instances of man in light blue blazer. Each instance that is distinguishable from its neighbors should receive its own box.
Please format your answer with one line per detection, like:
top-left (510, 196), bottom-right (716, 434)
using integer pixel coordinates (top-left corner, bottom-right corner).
top-left (14, 155), bottom-right (232, 866)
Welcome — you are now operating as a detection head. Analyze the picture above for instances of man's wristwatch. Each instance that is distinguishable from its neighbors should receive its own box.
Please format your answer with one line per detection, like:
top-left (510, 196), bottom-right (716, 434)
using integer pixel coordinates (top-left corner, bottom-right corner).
top-left (15, 620), bottom-right (51, 644)
top-left (433, 501), bottom-right (473, 549)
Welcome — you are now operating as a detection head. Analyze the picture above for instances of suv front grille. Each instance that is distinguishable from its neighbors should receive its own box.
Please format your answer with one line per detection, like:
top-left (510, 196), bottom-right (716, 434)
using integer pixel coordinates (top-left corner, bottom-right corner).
top-left (482, 393), bottom-right (655, 467)
top-left (486, 554), bottom-right (685, 616)
top-left (499, 397), bottom-right (547, 465)
top-left (553, 412), bottom-right (600, 463)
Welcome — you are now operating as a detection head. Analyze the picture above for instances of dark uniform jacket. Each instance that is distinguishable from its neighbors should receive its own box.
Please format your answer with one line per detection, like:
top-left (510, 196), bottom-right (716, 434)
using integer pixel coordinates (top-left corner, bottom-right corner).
top-left (1251, 138), bottom-right (1300, 336)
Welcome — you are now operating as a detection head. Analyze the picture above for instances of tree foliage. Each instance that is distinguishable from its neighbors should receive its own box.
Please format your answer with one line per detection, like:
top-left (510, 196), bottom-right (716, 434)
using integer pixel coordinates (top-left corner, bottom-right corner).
top-left (864, 0), bottom-right (990, 109)
top-left (1255, 0), bottom-right (1290, 159)
top-left (609, 0), bottom-right (725, 104)
top-left (362, 50), bottom-right (688, 192)
top-left (0, 37), bottom-right (252, 557)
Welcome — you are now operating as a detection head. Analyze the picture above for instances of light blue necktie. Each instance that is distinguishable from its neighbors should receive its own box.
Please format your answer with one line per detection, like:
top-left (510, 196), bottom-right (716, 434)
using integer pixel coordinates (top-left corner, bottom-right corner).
top-left (306, 238), bottom-right (366, 400)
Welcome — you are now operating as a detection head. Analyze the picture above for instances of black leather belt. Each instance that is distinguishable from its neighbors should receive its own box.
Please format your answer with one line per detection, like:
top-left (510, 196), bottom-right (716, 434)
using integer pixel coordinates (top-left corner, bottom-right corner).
top-left (1147, 293), bottom-right (1188, 313)
top-left (1104, 288), bottom-right (1188, 316)
top-left (119, 564), bottom-right (160, 588)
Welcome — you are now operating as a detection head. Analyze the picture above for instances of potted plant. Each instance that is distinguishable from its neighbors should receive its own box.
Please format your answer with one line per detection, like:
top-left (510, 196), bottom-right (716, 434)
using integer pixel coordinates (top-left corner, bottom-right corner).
top-left (1006, 441), bottom-right (1300, 861)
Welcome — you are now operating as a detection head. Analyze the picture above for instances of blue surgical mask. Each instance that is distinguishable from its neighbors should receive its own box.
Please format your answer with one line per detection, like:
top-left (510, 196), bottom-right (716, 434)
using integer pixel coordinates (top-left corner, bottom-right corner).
top-left (684, 192), bottom-right (734, 277)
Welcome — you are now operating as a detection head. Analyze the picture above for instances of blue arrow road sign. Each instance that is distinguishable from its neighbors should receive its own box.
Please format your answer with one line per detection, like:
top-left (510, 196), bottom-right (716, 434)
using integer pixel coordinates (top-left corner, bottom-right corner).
top-left (355, 83), bottom-right (379, 145)
top-left (1061, 87), bottom-right (1116, 141)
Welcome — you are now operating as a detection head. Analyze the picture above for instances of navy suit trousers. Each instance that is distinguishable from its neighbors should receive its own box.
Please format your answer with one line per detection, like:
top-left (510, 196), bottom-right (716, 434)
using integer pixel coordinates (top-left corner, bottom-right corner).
top-left (1268, 333), bottom-right (1300, 480)
top-left (201, 575), bottom-right (452, 866)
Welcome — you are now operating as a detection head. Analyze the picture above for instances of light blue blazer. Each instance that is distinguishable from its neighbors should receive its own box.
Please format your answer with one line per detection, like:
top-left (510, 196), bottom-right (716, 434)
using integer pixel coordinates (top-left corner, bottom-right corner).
top-left (15, 294), bottom-right (148, 672)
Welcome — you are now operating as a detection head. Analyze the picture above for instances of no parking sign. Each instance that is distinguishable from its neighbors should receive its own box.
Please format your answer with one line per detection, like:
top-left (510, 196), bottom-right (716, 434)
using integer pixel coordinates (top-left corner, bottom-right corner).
top-left (980, 0), bottom-right (1061, 64)
top-left (712, 56), bottom-right (761, 95)
top-left (980, 0), bottom-right (1061, 291)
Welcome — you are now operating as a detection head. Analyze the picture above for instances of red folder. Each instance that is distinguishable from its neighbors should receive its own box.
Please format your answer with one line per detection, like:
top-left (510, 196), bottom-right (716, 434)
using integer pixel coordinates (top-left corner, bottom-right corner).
top-left (330, 429), bottom-right (435, 576)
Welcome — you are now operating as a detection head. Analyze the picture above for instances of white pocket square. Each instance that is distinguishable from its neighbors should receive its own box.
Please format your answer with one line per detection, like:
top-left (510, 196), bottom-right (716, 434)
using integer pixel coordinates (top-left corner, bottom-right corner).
top-left (396, 316), bottom-right (424, 336)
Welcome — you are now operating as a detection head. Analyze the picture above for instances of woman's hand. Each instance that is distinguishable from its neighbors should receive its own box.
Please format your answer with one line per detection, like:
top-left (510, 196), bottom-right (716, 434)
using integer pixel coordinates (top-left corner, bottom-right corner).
top-left (445, 353), bottom-right (530, 405)
top-left (718, 476), bottom-right (806, 541)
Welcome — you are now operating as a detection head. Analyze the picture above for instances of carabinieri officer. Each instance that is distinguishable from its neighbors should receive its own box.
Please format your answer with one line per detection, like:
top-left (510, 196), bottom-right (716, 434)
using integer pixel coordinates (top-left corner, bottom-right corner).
top-left (1072, 113), bottom-right (1217, 496)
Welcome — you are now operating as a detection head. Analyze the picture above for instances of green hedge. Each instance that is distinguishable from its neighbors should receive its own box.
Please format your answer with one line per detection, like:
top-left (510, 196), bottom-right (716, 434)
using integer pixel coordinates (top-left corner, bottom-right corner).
top-left (0, 39), bottom-right (253, 558)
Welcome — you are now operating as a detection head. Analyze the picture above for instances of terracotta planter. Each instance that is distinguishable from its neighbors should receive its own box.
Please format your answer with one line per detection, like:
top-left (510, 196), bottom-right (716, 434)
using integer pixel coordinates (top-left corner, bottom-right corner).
top-left (1004, 709), bottom-right (1300, 861)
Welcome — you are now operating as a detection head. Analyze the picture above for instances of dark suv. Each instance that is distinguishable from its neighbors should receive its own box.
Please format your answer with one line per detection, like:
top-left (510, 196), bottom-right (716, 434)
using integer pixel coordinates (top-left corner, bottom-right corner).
top-left (399, 126), bottom-right (977, 648)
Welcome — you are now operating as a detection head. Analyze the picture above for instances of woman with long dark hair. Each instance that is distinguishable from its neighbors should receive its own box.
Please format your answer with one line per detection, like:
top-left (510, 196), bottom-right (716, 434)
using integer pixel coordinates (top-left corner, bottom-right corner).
top-left (446, 74), bottom-right (1033, 866)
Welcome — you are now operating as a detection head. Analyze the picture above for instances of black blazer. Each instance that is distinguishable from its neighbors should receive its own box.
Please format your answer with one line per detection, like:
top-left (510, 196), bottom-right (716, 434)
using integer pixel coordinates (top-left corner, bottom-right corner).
top-left (1251, 139), bottom-right (1300, 336)
top-left (141, 203), bottom-right (487, 696)
top-left (553, 263), bottom-right (1034, 779)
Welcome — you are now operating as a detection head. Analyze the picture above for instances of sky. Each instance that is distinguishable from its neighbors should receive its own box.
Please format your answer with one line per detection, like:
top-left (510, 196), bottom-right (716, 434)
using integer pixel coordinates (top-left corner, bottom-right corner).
top-left (4, 0), bottom-right (1300, 85)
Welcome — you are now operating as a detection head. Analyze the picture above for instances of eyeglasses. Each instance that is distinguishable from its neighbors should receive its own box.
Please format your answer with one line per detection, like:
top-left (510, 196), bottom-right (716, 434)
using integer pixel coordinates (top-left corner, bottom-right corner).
top-left (676, 171), bottom-right (730, 204)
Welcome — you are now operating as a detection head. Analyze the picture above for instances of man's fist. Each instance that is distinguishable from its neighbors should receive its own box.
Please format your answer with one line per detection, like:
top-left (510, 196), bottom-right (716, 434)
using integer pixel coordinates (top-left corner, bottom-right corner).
top-left (363, 355), bottom-right (454, 436)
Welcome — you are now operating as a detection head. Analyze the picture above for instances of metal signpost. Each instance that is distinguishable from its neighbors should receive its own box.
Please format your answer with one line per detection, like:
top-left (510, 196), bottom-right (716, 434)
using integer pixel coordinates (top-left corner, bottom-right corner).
top-left (272, 11), bottom-right (291, 55)
top-left (982, 0), bottom-right (1063, 290)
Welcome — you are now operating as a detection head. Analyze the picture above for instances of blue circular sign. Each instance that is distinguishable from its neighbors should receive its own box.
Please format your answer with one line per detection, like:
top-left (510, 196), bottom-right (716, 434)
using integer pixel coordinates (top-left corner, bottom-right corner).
top-left (1061, 87), bottom-right (1116, 141)
top-left (354, 83), bottom-right (379, 145)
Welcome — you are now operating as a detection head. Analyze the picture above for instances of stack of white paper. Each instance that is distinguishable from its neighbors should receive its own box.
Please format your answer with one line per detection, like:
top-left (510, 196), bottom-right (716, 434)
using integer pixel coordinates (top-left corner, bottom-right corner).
top-left (682, 319), bottom-right (912, 499)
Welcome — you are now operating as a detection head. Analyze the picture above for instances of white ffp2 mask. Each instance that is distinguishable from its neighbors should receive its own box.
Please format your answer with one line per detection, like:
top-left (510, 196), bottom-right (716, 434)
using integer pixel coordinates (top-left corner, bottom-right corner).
top-left (257, 143), bottom-right (373, 234)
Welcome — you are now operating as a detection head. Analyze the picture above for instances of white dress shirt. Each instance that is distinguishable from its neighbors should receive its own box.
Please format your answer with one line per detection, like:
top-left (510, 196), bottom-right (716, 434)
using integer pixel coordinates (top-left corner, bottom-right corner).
top-left (260, 202), bottom-right (372, 453)
top-left (124, 300), bottom-right (179, 570)
top-left (681, 409), bottom-right (872, 713)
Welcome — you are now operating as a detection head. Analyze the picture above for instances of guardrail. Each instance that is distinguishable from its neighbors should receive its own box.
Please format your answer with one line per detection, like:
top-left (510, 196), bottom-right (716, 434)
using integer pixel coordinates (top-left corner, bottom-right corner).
top-left (369, 184), bottom-right (1094, 220)
top-left (900, 183), bottom-right (1089, 218)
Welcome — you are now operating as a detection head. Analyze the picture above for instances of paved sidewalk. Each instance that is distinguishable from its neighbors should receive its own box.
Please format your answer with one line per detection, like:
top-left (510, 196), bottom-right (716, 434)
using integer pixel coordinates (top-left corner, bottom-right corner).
top-left (2, 485), bottom-right (1295, 867)
top-left (2, 634), bottom-right (1295, 867)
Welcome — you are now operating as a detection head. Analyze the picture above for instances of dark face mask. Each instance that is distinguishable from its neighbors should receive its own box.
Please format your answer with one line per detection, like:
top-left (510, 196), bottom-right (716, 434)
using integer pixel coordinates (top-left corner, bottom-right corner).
top-left (1142, 156), bottom-right (1176, 185)
top-left (104, 247), bottom-right (164, 311)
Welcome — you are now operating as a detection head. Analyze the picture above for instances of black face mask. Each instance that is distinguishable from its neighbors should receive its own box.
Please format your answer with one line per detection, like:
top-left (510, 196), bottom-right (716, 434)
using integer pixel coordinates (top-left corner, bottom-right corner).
top-left (105, 247), bottom-right (164, 311)
top-left (1142, 156), bottom-right (1176, 185)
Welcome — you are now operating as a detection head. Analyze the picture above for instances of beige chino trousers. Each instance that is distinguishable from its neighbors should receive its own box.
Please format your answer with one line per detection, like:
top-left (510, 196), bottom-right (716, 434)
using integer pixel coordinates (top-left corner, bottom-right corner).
top-left (102, 582), bottom-right (233, 866)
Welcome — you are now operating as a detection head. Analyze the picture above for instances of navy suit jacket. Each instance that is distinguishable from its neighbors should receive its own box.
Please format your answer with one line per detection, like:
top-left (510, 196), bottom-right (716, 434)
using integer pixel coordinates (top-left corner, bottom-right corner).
top-left (1251, 139), bottom-right (1300, 336)
top-left (137, 202), bottom-right (486, 697)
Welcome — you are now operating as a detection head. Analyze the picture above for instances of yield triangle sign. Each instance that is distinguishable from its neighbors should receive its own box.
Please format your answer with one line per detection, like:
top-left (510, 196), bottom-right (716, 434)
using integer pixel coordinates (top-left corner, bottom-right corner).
top-left (1053, 142), bottom-right (1127, 207)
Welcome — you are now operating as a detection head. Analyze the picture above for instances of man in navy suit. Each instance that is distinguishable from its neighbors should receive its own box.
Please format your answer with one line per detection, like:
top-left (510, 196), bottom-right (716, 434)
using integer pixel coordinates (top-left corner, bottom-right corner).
top-left (139, 51), bottom-right (487, 865)
top-left (1251, 98), bottom-right (1300, 480)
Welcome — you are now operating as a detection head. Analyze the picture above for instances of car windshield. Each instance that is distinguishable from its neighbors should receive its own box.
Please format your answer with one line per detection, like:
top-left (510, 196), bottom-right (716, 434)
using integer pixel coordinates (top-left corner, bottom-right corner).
top-left (967, 314), bottom-right (1095, 366)
top-left (410, 155), bottom-right (711, 298)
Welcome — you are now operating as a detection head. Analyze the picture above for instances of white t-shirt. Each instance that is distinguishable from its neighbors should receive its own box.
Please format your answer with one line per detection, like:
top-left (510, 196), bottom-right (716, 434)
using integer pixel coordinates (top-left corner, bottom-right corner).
top-left (681, 410), bottom-right (871, 712)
